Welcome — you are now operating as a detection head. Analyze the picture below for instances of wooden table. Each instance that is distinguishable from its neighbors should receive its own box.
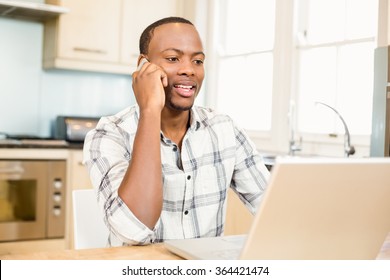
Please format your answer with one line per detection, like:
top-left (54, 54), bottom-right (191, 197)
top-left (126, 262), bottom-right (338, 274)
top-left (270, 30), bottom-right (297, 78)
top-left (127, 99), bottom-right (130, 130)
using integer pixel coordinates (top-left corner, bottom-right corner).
top-left (0, 243), bottom-right (182, 260)
top-left (1, 233), bottom-right (390, 260)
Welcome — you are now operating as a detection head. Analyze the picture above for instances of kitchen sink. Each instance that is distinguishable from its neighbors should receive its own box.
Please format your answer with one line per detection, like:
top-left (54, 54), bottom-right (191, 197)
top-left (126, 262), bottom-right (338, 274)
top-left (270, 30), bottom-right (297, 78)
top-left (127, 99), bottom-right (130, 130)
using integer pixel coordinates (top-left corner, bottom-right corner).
top-left (261, 154), bottom-right (323, 170)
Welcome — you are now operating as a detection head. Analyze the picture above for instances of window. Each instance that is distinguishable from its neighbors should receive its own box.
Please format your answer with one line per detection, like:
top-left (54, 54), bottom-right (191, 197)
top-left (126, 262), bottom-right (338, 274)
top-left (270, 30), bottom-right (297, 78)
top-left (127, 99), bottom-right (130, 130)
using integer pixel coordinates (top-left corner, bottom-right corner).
top-left (213, 0), bottom-right (276, 131)
top-left (296, 0), bottom-right (378, 137)
top-left (207, 0), bottom-right (378, 156)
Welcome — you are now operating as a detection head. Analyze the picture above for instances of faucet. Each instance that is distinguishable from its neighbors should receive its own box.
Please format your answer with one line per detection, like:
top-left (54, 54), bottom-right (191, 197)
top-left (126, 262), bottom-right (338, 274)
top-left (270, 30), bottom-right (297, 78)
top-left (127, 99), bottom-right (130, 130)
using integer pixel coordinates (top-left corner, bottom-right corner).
top-left (315, 102), bottom-right (355, 157)
top-left (288, 100), bottom-right (302, 156)
top-left (289, 137), bottom-right (302, 156)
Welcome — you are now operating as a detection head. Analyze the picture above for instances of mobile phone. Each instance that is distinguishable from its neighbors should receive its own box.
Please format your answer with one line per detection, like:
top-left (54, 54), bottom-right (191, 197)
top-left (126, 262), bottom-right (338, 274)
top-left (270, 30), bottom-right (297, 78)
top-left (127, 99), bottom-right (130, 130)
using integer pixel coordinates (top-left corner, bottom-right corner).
top-left (137, 58), bottom-right (149, 71)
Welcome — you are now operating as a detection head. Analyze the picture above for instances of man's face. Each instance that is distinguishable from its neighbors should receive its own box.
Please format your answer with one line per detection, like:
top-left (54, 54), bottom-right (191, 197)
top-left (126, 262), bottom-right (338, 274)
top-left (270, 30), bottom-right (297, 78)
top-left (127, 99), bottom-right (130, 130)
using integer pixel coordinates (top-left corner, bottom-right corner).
top-left (146, 23), bottom-right (205, 112)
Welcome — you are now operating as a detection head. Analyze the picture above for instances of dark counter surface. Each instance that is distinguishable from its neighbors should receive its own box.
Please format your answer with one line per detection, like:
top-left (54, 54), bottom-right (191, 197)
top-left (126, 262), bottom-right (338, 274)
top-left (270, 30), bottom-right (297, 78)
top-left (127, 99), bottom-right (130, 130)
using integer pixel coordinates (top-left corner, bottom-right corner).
top-left (0, 139), bottom-right (83, 149)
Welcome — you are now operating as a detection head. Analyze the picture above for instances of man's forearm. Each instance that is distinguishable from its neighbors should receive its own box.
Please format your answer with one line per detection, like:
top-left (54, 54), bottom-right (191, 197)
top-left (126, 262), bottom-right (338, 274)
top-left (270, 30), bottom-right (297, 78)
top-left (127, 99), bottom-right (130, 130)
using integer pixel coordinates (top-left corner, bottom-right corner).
top-left (118, 110), bottom-right (163, 229)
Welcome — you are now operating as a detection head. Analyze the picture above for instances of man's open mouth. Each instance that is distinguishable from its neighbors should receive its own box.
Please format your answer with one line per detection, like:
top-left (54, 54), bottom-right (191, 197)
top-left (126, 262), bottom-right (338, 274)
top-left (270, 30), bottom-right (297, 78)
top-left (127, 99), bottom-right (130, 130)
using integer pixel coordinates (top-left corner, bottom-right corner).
top-left (173, 84), bottom-right (196, 97)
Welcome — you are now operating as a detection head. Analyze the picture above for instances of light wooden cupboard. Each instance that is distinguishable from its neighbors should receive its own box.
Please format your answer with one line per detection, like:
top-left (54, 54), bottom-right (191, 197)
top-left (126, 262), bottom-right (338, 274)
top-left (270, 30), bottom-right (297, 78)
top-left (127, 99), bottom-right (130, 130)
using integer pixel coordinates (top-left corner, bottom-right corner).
top-left (65, 150), bottom-right (93, 249)
top-left (120, 0), bottom-right (180, 69)
top-left (44, 0), bottom-right (181, 74)
top-left (225, 189), bottom-right (254, 235)
top-left (67, 150), bottom-right (93, 191)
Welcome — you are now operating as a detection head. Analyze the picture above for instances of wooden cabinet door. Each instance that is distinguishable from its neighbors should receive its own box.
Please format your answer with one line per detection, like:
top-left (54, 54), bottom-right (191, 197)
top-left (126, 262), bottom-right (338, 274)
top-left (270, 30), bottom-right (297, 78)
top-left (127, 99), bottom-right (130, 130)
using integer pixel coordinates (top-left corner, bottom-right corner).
top-left (65, 150), bottom-right (93, 249)
top-left (68, 150), bottom-right (93, 190)
top-left (225, 189), bottom-right (254, 235)
top-left (121, 0), bottom-right (180, 68)
top-left (56, 0), bottom-right (121, 63)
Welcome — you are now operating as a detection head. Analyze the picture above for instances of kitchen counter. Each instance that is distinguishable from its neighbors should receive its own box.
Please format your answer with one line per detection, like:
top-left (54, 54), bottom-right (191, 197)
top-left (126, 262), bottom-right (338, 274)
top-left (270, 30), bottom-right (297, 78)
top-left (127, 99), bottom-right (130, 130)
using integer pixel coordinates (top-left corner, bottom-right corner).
top-left (0, 140), bottom-right (84, 150)
top-left (0, 147), bottom-right (70, 160)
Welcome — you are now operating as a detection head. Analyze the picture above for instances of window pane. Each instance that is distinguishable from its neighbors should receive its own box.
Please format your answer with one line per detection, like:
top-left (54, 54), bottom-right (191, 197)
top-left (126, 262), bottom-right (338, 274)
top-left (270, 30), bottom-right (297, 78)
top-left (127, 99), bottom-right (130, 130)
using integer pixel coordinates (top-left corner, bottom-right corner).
top-left (307, 0), bottom-right (345, 44)
top-left (217, 53), bottom-right (273, 131)
top-left (345, 0), bottom-right (378, 39)
top-left (297, 47), bottom-right (337, 133)
top-left (337, 42), bottom-right (374, 134)
top-left (224, 0), bottom-right (275, 54)
top-left (297, 43), bottom-right (374, 135)
top-left (297, 0), bottom-right (377, 138)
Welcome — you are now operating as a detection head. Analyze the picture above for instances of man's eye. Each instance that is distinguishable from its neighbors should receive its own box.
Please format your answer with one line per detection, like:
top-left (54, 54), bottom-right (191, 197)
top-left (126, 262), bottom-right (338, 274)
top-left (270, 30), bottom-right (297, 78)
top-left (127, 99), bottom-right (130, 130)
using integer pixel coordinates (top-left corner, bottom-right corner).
top-left (167, 57), bottom-right (178, 62)
top-left (194, 60), bottom-right (204, 65)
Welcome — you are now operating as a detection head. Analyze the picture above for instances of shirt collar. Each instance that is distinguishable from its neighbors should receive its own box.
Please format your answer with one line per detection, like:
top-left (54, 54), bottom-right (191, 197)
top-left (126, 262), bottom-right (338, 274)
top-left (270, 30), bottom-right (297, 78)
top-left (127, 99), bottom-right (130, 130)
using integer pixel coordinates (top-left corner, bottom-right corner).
top-left (188, 107), bottom-right (202, 131)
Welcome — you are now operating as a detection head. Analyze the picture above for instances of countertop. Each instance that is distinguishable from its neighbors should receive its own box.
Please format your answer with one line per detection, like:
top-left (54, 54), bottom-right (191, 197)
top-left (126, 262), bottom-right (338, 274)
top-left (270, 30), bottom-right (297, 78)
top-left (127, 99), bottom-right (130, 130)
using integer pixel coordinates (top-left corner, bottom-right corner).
top-left (0, 139), bottom-right (83, 149)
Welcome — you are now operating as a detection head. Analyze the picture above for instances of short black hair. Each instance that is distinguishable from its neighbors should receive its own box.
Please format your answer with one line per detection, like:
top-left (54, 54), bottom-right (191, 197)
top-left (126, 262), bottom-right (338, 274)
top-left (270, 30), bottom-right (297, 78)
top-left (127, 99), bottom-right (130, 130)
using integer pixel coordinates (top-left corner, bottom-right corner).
top-left (139, 17), bottom-right (194, 55)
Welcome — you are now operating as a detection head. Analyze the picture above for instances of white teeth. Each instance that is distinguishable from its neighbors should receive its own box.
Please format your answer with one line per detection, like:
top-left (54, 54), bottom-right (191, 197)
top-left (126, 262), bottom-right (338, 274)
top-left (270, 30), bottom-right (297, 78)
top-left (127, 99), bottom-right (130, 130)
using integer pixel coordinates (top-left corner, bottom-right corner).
top-left (176, 85), bottom-right (192, 89)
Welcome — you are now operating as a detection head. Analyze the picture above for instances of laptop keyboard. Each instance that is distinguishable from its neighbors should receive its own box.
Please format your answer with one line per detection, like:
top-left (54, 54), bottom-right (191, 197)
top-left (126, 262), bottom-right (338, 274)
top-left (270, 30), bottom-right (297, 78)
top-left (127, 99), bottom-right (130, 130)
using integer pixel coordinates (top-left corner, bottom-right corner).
top-left (221, 235), bottom-right (246, 245)
top-left (209, 248), bottom-right (240, 260)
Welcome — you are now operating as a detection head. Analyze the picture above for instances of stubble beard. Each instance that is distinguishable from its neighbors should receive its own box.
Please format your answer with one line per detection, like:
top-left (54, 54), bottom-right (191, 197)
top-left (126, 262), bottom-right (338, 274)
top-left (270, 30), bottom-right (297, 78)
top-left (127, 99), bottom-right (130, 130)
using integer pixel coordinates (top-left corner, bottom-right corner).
top-left (166, 99), bottom-right (193, 111)
top-left (165, 89), bottom-right (195, 112)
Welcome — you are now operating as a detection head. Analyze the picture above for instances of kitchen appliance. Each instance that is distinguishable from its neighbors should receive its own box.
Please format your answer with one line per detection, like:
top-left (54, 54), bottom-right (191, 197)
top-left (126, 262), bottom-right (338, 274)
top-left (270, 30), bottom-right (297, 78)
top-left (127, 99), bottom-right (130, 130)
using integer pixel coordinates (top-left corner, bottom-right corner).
top-left (371, 46), bottom-right (390, 157)
top-left (0, 160), bottom-right (66, 242)
top-left (55, 116), bottom-right (100, 143)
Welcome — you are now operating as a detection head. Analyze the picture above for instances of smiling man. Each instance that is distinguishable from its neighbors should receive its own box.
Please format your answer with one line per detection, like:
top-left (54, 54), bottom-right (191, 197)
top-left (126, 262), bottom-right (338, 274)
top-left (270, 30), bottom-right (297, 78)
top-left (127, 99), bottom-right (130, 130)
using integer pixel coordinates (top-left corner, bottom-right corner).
top-left (83, 17), bottom-right (270, 246)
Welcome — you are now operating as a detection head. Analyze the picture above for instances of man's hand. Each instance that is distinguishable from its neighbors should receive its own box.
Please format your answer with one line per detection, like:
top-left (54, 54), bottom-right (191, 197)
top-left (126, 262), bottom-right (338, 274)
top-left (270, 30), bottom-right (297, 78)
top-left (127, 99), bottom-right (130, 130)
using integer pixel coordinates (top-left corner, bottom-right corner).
top-left (132, 59), bottom-right (168, 113)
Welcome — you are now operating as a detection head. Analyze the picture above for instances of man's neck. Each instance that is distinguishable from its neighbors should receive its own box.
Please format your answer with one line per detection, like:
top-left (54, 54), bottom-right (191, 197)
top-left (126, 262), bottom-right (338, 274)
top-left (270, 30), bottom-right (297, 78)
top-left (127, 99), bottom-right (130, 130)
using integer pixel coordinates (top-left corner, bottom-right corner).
top-left (161, 109), bottom-right (191, 149)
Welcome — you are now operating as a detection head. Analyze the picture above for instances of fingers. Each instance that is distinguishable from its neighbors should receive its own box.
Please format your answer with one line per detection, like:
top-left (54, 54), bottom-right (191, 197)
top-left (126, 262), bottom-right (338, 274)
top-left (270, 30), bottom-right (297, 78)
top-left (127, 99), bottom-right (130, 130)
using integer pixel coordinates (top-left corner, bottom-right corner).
top-left (161, 72), bottom-right (168, 87)
top-left (133, 60), bottom-right (168, 88)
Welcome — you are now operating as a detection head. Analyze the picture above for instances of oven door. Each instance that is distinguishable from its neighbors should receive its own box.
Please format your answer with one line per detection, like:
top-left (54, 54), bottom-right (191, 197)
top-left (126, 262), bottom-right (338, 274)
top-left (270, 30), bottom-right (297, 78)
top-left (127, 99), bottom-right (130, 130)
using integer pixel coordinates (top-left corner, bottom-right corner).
top-left (0, 161), bottom-right (48, 241)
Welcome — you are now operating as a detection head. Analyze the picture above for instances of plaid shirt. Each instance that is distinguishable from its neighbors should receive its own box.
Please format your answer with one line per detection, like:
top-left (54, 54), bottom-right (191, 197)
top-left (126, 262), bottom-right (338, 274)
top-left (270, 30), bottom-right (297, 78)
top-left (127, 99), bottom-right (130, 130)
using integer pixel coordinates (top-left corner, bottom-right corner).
top-left (83, 105), bottom-right (270, 246)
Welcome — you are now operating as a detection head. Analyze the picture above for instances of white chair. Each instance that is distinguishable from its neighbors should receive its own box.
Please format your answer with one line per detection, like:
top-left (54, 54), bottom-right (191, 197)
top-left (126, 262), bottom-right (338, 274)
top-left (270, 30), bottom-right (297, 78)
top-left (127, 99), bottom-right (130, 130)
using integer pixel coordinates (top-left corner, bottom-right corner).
top-left (72, 189), bottom-right (109, 249)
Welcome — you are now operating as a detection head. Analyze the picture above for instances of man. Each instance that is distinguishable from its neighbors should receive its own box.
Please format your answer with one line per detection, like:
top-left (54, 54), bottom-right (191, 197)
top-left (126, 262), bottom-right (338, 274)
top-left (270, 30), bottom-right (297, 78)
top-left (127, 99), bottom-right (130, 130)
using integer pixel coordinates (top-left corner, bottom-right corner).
top-left (84, 17), bottom-right (270, 246)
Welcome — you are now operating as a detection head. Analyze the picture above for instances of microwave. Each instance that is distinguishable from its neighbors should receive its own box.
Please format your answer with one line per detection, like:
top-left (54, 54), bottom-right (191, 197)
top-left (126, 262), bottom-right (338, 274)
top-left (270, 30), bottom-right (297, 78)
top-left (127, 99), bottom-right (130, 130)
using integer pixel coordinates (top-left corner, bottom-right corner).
top-left (55, 116), bottom-right (100, 143)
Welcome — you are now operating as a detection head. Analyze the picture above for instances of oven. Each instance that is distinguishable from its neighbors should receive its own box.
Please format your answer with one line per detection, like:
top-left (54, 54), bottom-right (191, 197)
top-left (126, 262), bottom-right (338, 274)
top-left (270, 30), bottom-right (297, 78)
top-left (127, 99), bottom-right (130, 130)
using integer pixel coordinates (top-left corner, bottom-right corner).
top-left (0, 160), bottom-right (66, 242)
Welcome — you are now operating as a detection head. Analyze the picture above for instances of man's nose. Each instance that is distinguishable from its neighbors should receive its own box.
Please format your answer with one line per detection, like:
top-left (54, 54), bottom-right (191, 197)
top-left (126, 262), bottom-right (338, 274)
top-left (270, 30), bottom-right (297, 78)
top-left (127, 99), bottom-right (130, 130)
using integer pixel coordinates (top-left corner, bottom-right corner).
top-left (178, 60), bottom-right (195, 76)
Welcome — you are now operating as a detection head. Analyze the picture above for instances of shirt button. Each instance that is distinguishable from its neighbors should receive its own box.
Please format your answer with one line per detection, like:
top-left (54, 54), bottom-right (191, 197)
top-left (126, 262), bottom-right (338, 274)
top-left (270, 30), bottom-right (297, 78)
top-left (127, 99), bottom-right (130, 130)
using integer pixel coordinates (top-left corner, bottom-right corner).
top-left (184, 210), bottom-right (189, 215)
top-left (187, 175), bottom-right (191, 180)
top-left (173, 146), bottom-right (177, 152)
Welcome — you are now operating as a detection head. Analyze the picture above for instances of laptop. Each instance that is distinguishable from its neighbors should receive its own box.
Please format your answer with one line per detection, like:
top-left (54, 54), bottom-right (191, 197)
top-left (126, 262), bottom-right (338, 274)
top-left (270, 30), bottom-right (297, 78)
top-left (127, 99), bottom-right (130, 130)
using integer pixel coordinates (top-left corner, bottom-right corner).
top-left (164, 157), bottom-right (390, 260)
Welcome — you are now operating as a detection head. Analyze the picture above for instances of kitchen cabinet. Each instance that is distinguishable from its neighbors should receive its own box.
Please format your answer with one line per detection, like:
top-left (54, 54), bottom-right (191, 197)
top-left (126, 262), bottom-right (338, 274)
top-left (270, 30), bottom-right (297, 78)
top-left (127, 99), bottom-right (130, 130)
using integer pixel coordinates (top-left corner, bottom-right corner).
top-left (67, 150), bottom-right (93, 191)
top-left (65, 150), bottom-right (93, 249)
top-left (0, 0), bottom-right (68, 22)
top-left (225, 189), bottom-right (254, 235)
top-left (43, 0), bottom-right (182, 74)
top-left (120, 0), bottom-right (180, 69)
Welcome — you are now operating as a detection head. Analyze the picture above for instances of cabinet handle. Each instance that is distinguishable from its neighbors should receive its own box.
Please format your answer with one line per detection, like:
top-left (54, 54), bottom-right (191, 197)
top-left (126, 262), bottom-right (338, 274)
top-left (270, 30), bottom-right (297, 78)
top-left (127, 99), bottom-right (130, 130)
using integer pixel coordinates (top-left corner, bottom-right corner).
top-left (0, 166), bottom-right (24, 174)
top-left (73, 47), bottom-right (107, 54)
